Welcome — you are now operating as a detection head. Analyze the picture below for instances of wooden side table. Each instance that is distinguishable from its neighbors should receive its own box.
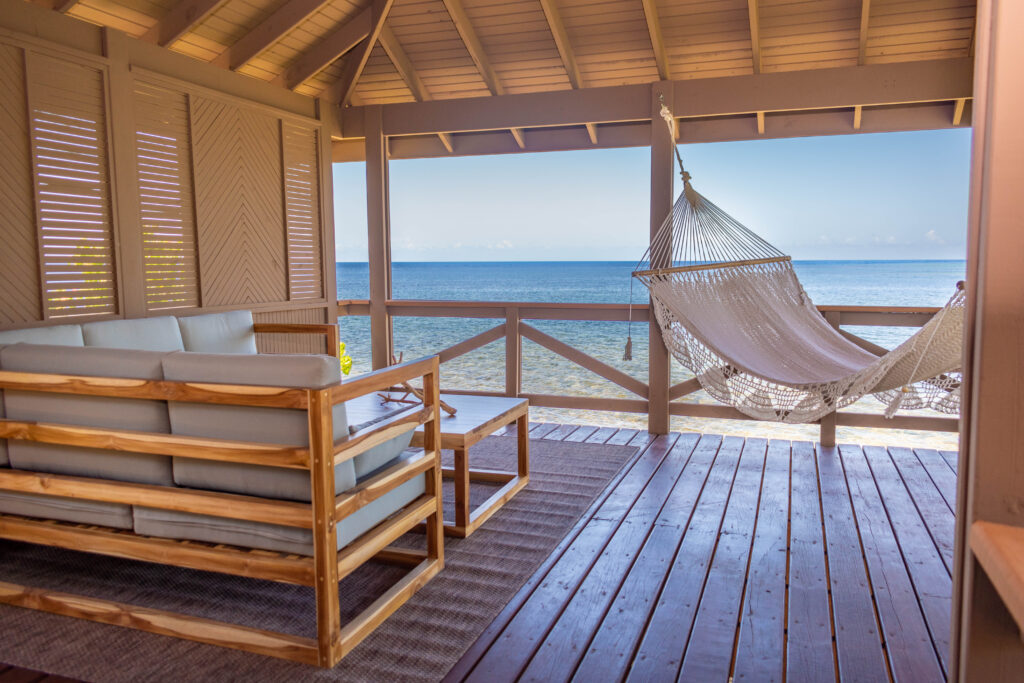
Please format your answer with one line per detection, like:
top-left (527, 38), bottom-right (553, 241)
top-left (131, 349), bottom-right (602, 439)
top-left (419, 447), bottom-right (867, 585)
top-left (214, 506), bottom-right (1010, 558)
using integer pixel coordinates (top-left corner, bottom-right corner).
top-left (409, 394), bottom-right (529, 538)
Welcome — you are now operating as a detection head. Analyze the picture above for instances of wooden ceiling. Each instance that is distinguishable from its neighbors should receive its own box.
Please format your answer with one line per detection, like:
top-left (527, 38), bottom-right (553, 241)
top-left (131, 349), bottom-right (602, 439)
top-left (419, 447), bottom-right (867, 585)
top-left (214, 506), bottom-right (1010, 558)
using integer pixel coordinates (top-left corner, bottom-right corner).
top-left (33, 0), bottom-right (976, 110)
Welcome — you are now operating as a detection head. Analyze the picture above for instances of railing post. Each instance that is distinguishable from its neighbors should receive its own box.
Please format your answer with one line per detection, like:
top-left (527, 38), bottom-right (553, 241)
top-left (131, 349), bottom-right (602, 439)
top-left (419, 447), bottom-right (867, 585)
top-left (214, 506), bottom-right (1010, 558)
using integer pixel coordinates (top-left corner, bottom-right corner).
top-left (648, 81), bottom-right (673, 434)
top-left (505, 307), bottom-right (521, 397)
top-left (365, 105), bottom-right (393, 370)
top-left (821, 310), bottom-right (841, 445)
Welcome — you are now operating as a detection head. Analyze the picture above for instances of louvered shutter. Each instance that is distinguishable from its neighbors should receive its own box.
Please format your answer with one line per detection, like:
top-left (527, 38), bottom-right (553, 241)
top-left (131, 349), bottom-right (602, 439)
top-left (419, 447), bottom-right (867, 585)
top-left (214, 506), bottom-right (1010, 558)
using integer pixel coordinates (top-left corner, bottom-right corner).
top-left (281, 122), bottom-right (324, 300)
top-left (26, 52), bottom-right (117, 318)
top-left (133, 78), bottom-right (200, 311)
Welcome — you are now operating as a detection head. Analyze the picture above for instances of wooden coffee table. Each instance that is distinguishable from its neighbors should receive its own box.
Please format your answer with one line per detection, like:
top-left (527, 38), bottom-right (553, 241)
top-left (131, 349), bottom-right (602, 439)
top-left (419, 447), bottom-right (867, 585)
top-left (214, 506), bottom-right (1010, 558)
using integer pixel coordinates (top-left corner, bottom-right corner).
top-left (409, 394), bottom-right (529, 538)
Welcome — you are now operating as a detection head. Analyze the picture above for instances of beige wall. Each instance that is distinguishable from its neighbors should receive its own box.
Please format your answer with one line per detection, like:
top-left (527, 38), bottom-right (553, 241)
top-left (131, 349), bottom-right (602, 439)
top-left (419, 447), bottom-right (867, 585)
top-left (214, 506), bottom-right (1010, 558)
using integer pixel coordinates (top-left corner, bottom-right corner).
top-left (0, 1), bottom-right (337, 350)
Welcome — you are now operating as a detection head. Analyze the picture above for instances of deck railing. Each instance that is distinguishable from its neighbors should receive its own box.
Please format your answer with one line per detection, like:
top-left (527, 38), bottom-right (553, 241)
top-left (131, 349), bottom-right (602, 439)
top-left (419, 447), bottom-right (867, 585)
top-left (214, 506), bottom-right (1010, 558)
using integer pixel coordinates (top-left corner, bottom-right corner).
top-left (337, 299), bottom-right (959, 443)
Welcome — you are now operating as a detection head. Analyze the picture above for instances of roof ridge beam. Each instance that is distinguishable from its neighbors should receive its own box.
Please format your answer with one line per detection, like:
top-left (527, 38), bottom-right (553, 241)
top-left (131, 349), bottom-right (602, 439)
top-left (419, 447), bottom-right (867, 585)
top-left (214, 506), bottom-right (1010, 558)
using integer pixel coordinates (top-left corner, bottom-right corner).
top-left (141, 0), bottom-right (229, 47)
top-left (538, 0), bottom-right (597, 144)
top-left (640, 0), bottom-right (670, 80)
top-left (210, 0), bottom-right (333, 71)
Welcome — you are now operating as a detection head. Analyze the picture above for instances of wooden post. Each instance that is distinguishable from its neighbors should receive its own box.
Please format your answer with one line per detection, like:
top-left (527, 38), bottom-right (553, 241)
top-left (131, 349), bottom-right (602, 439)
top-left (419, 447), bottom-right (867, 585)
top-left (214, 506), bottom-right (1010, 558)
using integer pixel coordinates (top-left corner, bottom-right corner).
top-left (648, 81), bottom-right (673, 434)
top-left (421, 357), bottom-right (444, 562)
top-left (365, 105), bottom-right (393, 370)
top-left (505, 307), bottom-right (521, 397)
top-left (819, 411), bottom-right (836, 448)
top-left (956, 0), bottom-right (1024, 678)
top-left (317, 97), bottom-right (340, 347)
top-left (308, 388), bottom-right (341, 668)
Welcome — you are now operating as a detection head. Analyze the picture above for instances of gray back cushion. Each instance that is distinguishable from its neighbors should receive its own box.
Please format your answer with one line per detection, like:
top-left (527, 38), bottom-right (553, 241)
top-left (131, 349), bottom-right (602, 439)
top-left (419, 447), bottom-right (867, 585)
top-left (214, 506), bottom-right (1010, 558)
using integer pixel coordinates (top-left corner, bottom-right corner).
top-left (2, 344), bottom-right (174, 485)
top-left (82, 316), bottom-right (184, 352)
top-left (0, 344), bottom-right (6, 467)
top-left (0, 324), bottom-right (84, 347)
top-left (177, 310), bottom-right (258, 354)
top-left (163, 352), bottom-right (354, 502)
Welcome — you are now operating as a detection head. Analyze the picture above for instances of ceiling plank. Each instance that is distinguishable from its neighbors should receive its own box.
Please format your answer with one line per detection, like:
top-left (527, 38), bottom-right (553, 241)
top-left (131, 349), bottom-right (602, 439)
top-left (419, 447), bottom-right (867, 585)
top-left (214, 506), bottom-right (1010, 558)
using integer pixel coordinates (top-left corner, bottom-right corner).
top-left (441, 0), bottom-right (525, 148)
top-left (537, 0), bottom-right (597, 144)
top-left (747, 0), bottom-right (761, 74)
top-left (378, 25), bottom-right (453, 152)
top-left (210, 0), bottom-right (332, 71)
top-left (639, 0), bottom-right (670, 80)
top-left (273, 4), bottom-right (377, 90)
top-left (141, 0), bottom-right (229, 47)
top-left (329, 0), bottom-right (394, 107)
top-left (858, 0), bottom-right (871, 65)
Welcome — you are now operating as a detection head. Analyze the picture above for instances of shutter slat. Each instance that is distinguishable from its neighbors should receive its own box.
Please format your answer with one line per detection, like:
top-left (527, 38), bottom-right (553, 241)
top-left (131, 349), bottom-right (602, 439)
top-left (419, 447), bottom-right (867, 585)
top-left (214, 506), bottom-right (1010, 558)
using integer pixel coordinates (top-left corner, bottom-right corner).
top-left (281, 122), bottom-right (323, 301)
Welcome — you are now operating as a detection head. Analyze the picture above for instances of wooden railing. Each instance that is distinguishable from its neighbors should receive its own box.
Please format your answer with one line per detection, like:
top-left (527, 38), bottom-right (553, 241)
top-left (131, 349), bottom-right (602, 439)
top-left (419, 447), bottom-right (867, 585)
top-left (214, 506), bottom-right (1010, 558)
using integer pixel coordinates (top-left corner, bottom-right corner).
top-left (337, 299), bottom-right (959, 441)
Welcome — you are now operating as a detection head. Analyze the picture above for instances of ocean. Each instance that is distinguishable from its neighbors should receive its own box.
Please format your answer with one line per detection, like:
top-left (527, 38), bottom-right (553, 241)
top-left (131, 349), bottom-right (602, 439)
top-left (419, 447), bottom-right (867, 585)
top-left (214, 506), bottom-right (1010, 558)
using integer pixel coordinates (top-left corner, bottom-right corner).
top-left (337, 260), bottom-right (965, 448)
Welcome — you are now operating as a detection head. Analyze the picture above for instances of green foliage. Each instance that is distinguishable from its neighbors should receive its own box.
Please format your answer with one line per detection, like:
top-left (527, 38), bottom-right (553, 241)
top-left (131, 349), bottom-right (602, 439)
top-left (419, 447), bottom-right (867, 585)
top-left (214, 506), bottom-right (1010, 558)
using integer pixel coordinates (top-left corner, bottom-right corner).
top-left (339, 341), bottom-right (353, 376)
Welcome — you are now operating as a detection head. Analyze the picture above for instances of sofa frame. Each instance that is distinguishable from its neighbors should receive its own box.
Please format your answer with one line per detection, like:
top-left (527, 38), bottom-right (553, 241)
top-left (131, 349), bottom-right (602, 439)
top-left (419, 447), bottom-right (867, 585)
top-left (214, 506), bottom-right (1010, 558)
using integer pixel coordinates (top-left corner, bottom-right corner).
top-left (0, 341), bottom-right (444, 669)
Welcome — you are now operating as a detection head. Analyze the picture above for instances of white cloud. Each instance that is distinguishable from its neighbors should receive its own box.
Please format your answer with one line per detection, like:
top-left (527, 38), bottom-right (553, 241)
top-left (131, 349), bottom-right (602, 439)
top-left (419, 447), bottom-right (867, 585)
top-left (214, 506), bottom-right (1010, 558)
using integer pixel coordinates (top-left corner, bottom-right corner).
top-left (925, 229), bottom-right (946, 245)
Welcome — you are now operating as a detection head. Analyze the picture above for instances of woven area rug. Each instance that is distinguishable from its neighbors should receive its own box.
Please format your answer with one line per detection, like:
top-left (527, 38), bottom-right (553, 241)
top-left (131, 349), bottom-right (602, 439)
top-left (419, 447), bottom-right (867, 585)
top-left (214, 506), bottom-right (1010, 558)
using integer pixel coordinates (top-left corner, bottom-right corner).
top-left (0, 436), bottom-right (637, 682)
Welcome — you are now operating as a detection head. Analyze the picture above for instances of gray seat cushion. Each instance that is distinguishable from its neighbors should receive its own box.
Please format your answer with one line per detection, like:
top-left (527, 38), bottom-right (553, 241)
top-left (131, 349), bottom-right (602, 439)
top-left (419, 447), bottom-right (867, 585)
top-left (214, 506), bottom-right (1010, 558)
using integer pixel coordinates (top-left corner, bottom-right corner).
top-left (177, 310), bottom-right (258, 354)
top-left (82, 316), bottom-right (184, 352)
top-left (0, 490), bottom-right (132, 529)
top-left (2, 344), bottom-right (174, 485)
top-left (133, 472), bottom-right (425, 555)
top-left (0, 324), bottom-right (84, 346)
top-left (163, 352), bottom-right (357, 501)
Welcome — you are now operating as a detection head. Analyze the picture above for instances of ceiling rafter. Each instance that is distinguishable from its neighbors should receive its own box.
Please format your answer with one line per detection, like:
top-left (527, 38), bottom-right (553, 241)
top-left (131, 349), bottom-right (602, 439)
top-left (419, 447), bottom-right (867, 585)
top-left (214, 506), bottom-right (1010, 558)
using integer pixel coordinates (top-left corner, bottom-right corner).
top-left (858, 0), bottom-right (871, 65)
top-left (441, 0), bottom-right (525, 148)
top-left (378, 25), bottom-right (454, 153)
top-left (747, 0), bottom-right (764, 134)
top-left (639, 0), bottom-right (670, 81)
top-left (537, 0), bottom-right (597, 144)
top-left (141, 0), bottom-right (229, 47)
top-left (328, 0), bottom-right (394, 107)
top-left (953, 98), bottom-right (966, 125)
top-left (210, 0), bottom-right (333, 71)
top-left (272, 2), bottom-right (378, 91)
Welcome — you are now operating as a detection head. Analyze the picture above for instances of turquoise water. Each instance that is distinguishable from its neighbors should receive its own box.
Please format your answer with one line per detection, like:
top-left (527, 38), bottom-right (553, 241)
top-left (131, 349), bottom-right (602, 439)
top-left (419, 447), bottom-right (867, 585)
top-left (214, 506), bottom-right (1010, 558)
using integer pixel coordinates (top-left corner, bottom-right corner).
top-left (337, 260), bottom-right (965, 447)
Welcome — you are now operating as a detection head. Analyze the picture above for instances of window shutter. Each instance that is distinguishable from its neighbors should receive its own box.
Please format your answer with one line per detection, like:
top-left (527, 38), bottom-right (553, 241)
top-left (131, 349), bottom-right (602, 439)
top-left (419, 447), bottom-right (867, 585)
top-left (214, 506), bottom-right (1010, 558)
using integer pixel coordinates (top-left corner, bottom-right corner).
top-left (133, 78), bottom-right (200, 311)
top-left (26, 52), bottom-right (117, 319)
top-left (281, 122), bottom-right (324, 300)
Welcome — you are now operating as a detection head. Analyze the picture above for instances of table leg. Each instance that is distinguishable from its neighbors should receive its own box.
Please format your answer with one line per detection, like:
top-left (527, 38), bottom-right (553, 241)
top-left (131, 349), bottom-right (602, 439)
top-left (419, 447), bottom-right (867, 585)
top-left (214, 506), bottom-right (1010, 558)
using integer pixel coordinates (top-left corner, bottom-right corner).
top-left (454, 447), bottom-right (470, 530)
top-left (517, 413), bottom-right (529, 479)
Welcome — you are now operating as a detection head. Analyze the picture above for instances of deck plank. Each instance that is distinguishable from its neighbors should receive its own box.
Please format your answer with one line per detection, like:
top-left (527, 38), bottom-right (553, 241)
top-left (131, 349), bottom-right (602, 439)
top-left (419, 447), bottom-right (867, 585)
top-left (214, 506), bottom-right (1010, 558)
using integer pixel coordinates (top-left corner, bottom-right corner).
top-left (625, 435), bottom-right (746, 681)
top-left (529, 423), bottom-right (560, 439)
top-left (938, 449), bottom-right (959, 474)
top-left (543, 424), bottom-right (581, 441)
top-left (519, 434), bottom-right (702, 681)
top-left (816, 445), bottom-right (890, 682)
top-left (786, 441), bottom-right (837, 682)
top-left (862, 446), bottom-right (952, 674)
top-left (733, 440), bottom-right (792, 683)
top-left (888, 446), bottom-right (955, 572)
top-left (676, 438), bottom-right (769, 682)
top-left (604, 428), bottom-right (640, 446)
top-left (563, 425), bottom-right (598, 442)
top-left (572, 435), bottom-right (723, 682)
top-left (840, 444), bottom-right (945, 682)
top-left (583, 426), bottom-right (618, 444)
top-left (463, 433), bottom-right (680, 681)
top-left (916, 448), bottom-right (958, 511)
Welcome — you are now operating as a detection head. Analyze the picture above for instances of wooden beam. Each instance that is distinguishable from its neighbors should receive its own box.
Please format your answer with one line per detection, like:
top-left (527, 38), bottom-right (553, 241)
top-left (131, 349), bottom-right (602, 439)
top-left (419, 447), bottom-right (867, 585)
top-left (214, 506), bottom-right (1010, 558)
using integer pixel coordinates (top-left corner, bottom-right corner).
top-left (141, 0), bottom-right (229, 47)
top-left (365, 106), bottom-right (393, 370)
top-left (858, 0), bottom-right (871, 64)
top-left (210, 0), bottom-right (331, 71)
top-left (756, 110), bottom-right (765, 134)
top-left (274, 4), bottom-right (374, 90)
top-left (953, 97), bottom-right (967, 126)
top-left (441, 0), bottom-right (524, 147)
top-left (649, 81), bottom-right (672, 434)
top-left (338, 59), bottom-right (973, 138)
top-left (747, 0), bottom-right (761, 74)
top-left (329, 0), bottom-right (394, 107)
top-left (378, 25), bottom-right (453, 152)
top-left (854, 104), bottom-right (863, 129)
top-left (640, 0), bottom-right (670, 80)
top-left (537, 0), bottom-right (597, 144)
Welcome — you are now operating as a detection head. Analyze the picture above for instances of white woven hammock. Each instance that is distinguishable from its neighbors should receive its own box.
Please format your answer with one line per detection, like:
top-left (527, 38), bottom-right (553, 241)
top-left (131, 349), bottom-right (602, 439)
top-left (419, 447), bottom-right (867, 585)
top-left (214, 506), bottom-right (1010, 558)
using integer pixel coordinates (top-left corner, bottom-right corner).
top-left (630, 113), bottom-right (964, 424)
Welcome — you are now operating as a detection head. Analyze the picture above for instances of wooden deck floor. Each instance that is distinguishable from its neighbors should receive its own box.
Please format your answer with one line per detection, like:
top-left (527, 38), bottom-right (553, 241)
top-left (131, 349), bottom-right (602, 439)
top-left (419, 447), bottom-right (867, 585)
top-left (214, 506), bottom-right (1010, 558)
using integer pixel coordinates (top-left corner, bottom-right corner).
top-left (447, 424), bottom-right (958, 683)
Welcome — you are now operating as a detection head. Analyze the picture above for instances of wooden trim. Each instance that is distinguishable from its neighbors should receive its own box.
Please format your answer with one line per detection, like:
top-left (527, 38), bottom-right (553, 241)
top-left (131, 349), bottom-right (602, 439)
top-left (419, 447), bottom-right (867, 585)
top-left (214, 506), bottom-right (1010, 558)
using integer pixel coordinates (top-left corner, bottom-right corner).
top-left (275, 6), bottom-right (373, 90)
top-left (0, 469), bottom-right (312, 527)
top-left (0, 580), bottom-right (320, 664)
top-left (141, 0), bottom-right (229, 47)
top-left (0, 514), bottom-right (315, 585)
top-left (633, 255), bottom-right (791, 277)
top-left (334, 452), bottom-right (435, 521)
top-left (520, 323), bottom-right (648, 398)
top-left (328, 356), bottom-right (437, 404)
top-left (0, 419), bottom-right (311, 469)
top-left (639, 0), bottom-right (669, 80)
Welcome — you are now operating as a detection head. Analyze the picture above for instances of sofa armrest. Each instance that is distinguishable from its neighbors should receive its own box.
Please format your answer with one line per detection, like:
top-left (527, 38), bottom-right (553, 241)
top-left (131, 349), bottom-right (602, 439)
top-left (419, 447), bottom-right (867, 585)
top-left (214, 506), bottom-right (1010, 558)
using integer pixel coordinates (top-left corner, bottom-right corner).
top-left (252, 323), bottom-right (340, 359)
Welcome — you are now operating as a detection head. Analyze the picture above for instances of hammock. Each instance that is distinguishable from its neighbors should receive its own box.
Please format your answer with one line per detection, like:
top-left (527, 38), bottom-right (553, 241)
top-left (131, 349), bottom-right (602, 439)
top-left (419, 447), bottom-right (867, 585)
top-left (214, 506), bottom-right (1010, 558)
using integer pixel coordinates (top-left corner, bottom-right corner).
top-left (628, 105), bottom-right (965, 424)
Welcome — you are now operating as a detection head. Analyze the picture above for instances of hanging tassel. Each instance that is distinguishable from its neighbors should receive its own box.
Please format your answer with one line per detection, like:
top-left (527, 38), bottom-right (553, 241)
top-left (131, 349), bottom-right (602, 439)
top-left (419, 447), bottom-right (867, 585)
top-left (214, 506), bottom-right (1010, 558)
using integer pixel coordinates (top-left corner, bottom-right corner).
top-left (623, 336), bottom-right (633, 361)
top-left (884, 386), bottom-right (910, 419)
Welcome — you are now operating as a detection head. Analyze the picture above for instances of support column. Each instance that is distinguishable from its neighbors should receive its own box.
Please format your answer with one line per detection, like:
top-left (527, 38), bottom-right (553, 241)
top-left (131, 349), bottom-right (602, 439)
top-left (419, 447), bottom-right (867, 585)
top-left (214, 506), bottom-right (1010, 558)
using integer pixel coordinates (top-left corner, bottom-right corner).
top-left (365, 105), bottom-right (393, 369)
top-left (648, 82), bottom-right (673, 434)
top-left (957, 0), bottom-right (1024, 678)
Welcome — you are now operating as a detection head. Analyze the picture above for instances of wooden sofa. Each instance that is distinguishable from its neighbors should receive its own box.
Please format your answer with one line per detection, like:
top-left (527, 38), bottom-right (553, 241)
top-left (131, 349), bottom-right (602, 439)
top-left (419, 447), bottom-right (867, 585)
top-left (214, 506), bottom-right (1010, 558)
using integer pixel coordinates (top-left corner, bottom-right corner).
top-left (0, 311), bottom-right (444, 668)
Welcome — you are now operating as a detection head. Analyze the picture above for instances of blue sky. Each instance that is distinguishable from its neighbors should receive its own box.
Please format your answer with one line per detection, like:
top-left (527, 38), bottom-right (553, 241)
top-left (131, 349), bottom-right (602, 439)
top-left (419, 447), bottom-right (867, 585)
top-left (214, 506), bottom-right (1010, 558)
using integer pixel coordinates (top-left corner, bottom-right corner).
top-left (332, 128), bottom-right (971, 262)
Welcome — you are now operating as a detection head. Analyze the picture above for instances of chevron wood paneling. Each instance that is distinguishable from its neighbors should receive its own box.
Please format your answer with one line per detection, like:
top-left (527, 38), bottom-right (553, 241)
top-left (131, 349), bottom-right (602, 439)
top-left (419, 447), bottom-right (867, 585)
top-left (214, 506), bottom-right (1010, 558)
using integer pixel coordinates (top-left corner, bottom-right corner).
top-left (281, 121), bottom-right (324, 301)
top-left (191, 95), bottom-right (287, 307)
top-left (134, 77), bottom-right (201, 312)
top-left (253, 305), bottom-right (329, 354)
top-left (26, 50), bottom-right (117, 319)
top-left (0, 42), bottom-right (41, 325)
